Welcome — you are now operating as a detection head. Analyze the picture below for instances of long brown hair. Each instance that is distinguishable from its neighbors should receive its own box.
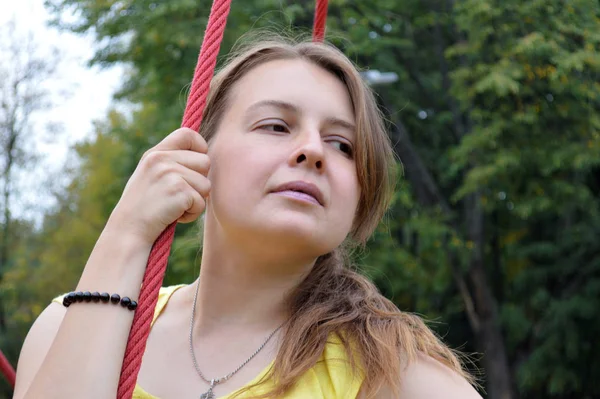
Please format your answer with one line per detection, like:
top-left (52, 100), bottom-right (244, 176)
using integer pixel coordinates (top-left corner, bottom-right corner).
top-left (198, 36), bottom-right (473, 398)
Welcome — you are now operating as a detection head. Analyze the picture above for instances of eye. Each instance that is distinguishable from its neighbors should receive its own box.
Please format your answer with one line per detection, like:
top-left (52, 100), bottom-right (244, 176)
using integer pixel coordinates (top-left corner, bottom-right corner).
top-left (329, 139), bottom-right (354, 158)
top-left (257, 121), bottom-right (289, 133)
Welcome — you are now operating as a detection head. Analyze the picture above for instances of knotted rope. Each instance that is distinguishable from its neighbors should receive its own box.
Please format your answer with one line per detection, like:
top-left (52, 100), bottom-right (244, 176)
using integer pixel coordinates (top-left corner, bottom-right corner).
top-left (116, 1), bottom-right (329, 397)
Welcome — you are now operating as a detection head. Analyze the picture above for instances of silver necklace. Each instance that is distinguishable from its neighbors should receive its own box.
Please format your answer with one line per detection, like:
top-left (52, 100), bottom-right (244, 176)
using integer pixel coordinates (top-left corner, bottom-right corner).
top-left (189, 280), bottom-right (283, 399)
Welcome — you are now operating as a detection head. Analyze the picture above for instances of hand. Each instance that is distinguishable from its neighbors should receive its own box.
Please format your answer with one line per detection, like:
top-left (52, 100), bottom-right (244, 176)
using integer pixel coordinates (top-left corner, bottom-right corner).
top-left (107, 128), bottom-right (211, 246)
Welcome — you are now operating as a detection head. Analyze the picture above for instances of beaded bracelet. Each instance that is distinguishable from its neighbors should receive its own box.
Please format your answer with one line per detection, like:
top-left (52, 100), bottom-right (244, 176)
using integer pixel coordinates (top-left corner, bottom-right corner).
top-left (62, 291), bottom-right (138, 311)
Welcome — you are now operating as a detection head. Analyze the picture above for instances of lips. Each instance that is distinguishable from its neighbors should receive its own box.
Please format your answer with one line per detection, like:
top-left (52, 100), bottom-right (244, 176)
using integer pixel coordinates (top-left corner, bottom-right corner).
top-left (272, 181), bottom-right (325, 206)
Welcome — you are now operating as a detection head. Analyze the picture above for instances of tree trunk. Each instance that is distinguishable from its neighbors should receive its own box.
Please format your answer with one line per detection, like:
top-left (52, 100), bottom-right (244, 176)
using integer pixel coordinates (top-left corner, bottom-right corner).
top-left (0, 123), bottom-right (14, 333)
top-left (432, 3), bottom-right (515, 394)
top-left (465, 192), bottom-right (514, 399)
top-left (0, 19), bottom-right (56, 332)
top-left (387, 115), bottom-right (514, 398)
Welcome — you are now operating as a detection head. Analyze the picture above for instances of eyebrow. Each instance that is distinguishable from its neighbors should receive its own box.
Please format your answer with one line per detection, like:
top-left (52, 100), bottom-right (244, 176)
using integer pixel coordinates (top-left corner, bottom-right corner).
top-left (323, 116), bottom-right (356, 134)
top-left (246, 100), bottom-right (356, 134)
top-left (247, 100), bottom-right (299, 114)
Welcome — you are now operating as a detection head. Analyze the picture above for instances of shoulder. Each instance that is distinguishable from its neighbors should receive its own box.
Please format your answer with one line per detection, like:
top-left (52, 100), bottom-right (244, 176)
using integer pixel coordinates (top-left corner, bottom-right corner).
top-left (396, 354), bottom-right (482, 399)
top-left (13, 302), bottom-right (67, 399)
top-left (360, 354), bottom-right (482, 399)
top-left (153, 284), bottom-right (188, 319)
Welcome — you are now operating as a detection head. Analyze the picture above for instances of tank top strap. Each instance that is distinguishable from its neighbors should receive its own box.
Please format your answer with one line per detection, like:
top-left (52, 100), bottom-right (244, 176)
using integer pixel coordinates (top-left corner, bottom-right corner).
top-left (151, 284), bottom-right (187, 326)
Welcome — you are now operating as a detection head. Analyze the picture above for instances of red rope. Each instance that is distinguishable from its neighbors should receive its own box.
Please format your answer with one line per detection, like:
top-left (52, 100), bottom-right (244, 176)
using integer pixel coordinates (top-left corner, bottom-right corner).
top-left (116, 0), bottom-right (232, 397)
top-left (116, 1), bottom-right (328, 397)
top-left (312, 0), bottom-right (329, 42)
top-left (0, 349), bottom-right (15, 388)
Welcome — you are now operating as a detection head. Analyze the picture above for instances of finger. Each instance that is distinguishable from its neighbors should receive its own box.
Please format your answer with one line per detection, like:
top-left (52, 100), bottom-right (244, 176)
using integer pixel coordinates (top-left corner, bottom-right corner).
top-left (139, 150), bottom-right (209, 178)
top-left (178, 189), bottom-right (206, 224)
top-left (178, 168), bottom-right (211, 198)
top-left (168, 150), bottom-right (210, 175)
top-left (153, 128), bottom-right (208, 153)
top-left (178, 206), bottom-right (205, 223)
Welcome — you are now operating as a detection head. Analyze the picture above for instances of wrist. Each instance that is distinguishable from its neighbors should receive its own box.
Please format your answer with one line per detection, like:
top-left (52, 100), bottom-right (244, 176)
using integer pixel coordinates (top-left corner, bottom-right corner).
top-left (77, 224), bottom-right (154, 297)
top-left (101, 220), bottom-right (154, 252)
top-left (104, 210), bottom-right (157, 248)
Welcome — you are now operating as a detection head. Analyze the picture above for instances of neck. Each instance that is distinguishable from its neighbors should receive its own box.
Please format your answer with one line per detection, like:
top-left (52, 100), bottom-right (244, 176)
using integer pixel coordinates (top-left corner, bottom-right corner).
top-left (192, 217), bottom-right (316, 335)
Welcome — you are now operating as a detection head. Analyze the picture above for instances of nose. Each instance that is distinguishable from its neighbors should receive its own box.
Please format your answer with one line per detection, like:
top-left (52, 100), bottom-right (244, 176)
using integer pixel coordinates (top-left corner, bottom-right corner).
top-left (289, 128), bottom-right (325, 171)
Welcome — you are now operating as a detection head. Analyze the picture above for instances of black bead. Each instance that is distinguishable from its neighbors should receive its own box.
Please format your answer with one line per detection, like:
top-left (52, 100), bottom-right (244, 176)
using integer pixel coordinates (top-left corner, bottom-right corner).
top-left (91, 292), bottom-right (100, 302)
top-left (67, 292), bottom-right (77, 303)
top-left (127, 300), bottom-right (138, 311)
top-left (100, 292), bottom-right (110, 303)
top-left (62, 296), bottom-right (72, 307)
top-left (120, 297), bottom-right (131, 307)
top-left (83, 291), bottom-right (92, 302)
top-left (110, 293), bottom-right (121, 304)
top-left (75, 291), bottom-right (84, 302)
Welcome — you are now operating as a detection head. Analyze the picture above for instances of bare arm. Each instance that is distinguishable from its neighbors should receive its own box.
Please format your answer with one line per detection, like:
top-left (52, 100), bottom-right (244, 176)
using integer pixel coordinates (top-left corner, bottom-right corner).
top-left (13, 128), bottom-right (210, 399)
top-left (13, 228), bottom-right (152, 399)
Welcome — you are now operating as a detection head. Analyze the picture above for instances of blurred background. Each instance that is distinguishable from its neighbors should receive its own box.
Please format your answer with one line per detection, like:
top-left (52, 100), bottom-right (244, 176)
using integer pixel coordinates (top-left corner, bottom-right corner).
top-left (0, 0), bottom-right (599, 398)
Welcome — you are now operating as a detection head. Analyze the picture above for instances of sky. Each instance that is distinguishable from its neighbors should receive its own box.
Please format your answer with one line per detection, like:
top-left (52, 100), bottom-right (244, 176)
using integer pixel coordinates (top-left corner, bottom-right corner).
top-left (2, 0), bottom-right (124, 221)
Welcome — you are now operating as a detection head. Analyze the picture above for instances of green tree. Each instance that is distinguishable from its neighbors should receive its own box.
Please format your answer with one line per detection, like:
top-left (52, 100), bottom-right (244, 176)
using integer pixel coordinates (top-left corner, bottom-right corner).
top-left (0, 18), bottom-right (58, 333)
top-left (4, 1), bottom-right (596, 398)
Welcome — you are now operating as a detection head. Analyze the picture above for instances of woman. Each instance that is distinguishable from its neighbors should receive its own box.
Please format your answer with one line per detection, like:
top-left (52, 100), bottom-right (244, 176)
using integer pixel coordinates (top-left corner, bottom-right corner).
top-left (13, 38), bottom-right (482, 399)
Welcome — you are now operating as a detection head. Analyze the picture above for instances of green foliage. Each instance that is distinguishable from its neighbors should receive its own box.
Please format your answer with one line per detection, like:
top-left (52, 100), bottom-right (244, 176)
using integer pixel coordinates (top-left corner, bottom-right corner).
top-left (1, 0), bottom-right (599, 398)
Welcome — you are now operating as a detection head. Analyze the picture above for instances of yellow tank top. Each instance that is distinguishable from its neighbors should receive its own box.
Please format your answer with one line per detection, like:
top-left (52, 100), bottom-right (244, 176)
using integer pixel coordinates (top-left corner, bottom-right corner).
top-left (54, 285), bottom-right (364, 398)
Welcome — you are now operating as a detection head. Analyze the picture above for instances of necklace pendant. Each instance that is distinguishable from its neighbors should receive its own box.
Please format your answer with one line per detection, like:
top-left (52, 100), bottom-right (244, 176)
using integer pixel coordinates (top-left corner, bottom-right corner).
top-left (200, 379), bottom-right (217, 399)
top-left (200, 388), bottom-right (215, 399)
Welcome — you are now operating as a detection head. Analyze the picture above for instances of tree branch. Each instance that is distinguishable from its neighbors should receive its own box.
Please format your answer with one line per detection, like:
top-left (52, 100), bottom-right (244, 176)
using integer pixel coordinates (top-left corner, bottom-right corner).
top-left (388, 115), bottom-right (453, 215)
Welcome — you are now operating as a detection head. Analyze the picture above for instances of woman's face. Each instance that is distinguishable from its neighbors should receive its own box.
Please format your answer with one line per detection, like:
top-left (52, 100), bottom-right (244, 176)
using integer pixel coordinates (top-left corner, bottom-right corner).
top-left (206, 59), bottom-right (361, 256)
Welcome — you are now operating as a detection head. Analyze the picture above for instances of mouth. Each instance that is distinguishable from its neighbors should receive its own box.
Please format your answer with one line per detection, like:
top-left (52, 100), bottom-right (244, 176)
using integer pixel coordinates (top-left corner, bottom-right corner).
top-left (272, 181), bottom-right (324, 206)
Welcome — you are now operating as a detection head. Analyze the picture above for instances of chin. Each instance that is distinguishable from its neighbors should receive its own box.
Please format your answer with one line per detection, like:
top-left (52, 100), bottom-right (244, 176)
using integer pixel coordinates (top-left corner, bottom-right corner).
top-left (251, 221), bottom-right (342, 256)
top-left (214, 205), bottom-right (348, 255)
